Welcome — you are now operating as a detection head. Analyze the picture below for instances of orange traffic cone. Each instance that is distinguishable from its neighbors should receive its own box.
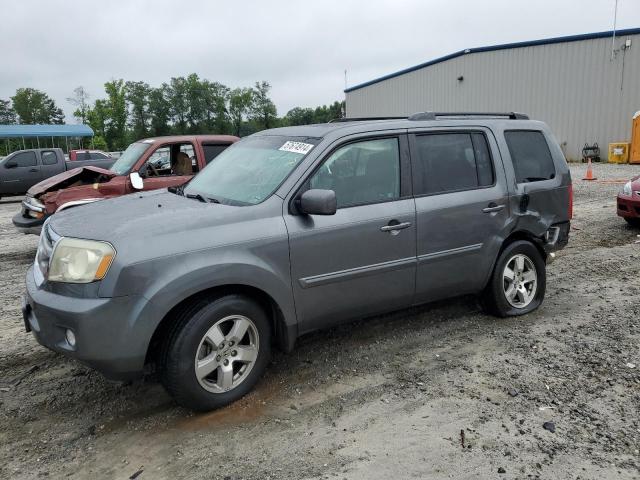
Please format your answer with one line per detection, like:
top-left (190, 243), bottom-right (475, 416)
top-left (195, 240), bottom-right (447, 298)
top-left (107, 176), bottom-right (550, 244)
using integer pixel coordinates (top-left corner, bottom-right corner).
top-left (583, 159), bottom-right (597, 181)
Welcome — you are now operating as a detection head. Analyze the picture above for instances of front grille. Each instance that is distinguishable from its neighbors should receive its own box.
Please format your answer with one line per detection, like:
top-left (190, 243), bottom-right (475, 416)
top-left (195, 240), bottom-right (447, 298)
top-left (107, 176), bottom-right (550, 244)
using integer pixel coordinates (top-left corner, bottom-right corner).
top-left (34, 223), bottom-right (60, 286)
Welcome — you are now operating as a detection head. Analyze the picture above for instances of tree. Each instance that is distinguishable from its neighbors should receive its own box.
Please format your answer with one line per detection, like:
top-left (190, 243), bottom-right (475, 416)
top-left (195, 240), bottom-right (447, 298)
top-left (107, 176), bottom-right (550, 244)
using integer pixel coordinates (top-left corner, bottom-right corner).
top-left (87, 99), bottom-right (109, 139)
top-left (67, 86), bottom-right (91, 124)
top-left (167, 76), bottom-right (188, 133)
top-left (249, 81), bottom-right (277, 130)
top-left (148, 85), bottom-right (171, 136)
top-left (125, 81), bottom-right (151, 138)
top-left (203, 81), bottom-right (230, 134)
top-left (11, 88), bottom-right (64, 124)
top-left (228, 88), bottom-right (253, 136)
top-left (103, 79), bottom-right (128, 149)
top-left (284, 107), bottom-right (315, 126)
top-left (0, 99), bottom-right (16, 124)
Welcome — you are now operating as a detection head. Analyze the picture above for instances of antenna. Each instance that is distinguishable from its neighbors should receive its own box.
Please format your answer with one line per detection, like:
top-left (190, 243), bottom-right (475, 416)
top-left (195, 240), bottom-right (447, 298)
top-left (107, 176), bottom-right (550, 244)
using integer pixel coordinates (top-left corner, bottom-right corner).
top-left (611, 0), bottom-right (619, 60)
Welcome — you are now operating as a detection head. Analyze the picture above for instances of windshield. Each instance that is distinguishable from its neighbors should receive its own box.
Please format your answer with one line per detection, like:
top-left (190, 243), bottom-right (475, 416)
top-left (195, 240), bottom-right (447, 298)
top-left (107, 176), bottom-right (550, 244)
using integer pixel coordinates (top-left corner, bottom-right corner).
top-left (184, 136), bottom-right (318, 205)
top-left (109, 142), bottom-right (151, 175)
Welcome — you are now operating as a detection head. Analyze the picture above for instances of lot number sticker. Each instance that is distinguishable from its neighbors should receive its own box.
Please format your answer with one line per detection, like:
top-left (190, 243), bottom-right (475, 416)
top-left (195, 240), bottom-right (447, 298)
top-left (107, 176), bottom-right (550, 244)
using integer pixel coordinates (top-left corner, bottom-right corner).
top-left (279, 141), bottom-right (314, 155)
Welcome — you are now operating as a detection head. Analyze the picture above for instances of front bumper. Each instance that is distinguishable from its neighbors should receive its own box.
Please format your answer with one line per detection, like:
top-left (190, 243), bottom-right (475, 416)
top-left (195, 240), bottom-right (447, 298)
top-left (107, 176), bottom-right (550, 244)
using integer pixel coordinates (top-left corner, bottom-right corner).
top-left (23, 266), bottom-right (156, 380)
top-left (617, 194), bottom-right (640, 219)
top-left (13, 211), bottom-right (47, 235)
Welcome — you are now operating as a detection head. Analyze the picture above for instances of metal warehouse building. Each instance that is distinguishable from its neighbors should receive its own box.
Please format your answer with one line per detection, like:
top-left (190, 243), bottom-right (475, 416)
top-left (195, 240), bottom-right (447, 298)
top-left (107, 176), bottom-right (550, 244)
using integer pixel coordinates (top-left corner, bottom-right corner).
top-left (345, 28), bottom-right (640, 161)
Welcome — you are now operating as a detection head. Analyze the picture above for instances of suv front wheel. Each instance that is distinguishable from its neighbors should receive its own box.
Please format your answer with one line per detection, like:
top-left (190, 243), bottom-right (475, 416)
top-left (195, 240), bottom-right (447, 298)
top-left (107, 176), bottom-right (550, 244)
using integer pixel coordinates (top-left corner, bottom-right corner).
top-left (482, 240), bottom-right (546, 317)
top-left (161, 294), bottom-right (271, 411)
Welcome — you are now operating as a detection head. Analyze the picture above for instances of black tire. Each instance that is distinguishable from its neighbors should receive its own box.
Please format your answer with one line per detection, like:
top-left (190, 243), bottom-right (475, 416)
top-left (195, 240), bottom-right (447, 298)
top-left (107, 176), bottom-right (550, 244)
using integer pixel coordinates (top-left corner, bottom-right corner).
top-left (624, 217), bottom-right (640, 228)
top-left (482, 240), bottom-right (546, 317)
top-left (161, 294), bottom-right (271, 411)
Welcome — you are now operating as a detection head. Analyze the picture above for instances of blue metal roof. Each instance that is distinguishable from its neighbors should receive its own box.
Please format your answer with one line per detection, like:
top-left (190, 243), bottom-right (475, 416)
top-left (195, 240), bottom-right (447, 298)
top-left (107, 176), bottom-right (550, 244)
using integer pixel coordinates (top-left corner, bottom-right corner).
top-left (0, 124), bottom-right (94, 138)
top-left (345, 27), bottom-right (640, 93)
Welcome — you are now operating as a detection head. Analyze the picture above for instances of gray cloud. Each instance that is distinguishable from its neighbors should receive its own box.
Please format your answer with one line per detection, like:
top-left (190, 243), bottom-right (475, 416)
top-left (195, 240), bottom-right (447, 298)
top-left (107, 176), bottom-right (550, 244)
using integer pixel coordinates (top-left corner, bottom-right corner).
top-left (2, 0), bottom-right (639, 121)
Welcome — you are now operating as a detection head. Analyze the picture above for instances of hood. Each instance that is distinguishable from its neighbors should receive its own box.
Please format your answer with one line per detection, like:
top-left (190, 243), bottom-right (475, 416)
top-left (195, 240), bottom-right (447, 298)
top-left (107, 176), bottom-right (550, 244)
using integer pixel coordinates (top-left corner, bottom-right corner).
top-left (29, 166), bottom-right (115, 197)
top-left (48, 189), bottom-right (279, 259)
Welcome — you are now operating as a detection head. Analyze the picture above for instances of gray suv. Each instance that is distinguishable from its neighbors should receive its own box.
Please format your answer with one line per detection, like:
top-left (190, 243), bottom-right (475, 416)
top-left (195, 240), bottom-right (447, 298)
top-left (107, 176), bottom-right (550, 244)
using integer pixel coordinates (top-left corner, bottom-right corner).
top-left (23, 112), bottom-right (571, 411)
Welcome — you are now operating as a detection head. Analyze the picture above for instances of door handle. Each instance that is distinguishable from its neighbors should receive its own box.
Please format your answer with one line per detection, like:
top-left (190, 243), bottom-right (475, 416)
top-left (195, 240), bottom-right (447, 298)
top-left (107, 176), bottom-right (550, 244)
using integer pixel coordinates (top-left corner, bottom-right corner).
top-left (482, 203), bottom-right (505, 213)
top-left (29, 168), bottom-right (38, 172)
top-left (380, 221), bottom-right (412, 232)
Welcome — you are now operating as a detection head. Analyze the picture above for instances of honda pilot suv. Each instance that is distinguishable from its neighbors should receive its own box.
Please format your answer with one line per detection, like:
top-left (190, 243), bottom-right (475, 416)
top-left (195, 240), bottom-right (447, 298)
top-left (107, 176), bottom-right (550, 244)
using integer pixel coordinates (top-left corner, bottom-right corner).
top-left (23, 112), bottom-right (571, 411)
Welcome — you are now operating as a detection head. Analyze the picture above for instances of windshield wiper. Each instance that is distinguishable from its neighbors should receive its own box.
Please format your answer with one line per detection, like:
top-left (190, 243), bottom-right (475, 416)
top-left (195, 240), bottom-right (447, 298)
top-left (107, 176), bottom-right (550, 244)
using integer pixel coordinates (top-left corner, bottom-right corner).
top-left (207, 197), bottom-right (221, 204)
top-left (186, 192), bottom-right (208, 203)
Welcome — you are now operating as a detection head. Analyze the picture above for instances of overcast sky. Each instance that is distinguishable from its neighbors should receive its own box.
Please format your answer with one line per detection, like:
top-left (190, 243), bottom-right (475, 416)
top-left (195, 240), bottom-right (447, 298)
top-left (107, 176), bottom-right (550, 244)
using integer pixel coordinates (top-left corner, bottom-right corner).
top-left (2, 0), bottom-right (639, 121)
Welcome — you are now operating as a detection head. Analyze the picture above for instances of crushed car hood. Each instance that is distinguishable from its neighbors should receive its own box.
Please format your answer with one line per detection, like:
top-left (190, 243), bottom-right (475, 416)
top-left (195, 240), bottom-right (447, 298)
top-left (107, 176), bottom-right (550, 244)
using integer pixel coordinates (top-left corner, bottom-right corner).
top-left (28, 166), bottom-right (115, 197)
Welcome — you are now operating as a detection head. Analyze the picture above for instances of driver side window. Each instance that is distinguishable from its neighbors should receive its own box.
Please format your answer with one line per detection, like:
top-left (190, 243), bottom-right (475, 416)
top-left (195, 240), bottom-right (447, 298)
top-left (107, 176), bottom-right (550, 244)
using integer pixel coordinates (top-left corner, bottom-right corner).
top-left (309, 138), bottom-right (400, 208)
top-left (141, 143), bottom-right (197, 177)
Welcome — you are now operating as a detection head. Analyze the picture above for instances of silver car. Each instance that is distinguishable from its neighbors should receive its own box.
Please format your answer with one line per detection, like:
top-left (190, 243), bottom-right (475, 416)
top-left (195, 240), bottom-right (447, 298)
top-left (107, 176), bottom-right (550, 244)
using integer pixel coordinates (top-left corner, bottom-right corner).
top-left (23, 112), bottom-right (572, 411)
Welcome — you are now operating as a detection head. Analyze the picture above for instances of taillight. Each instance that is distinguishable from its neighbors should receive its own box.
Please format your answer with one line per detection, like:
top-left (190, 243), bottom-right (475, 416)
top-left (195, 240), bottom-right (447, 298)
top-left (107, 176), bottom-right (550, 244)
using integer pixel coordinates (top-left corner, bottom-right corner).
top-left (568, 183), bottom-right (573, 220)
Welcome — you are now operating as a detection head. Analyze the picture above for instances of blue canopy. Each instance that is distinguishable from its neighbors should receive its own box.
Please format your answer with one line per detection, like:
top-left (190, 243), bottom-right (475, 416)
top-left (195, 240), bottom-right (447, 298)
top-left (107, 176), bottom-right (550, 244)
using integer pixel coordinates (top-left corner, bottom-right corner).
top-left (0, 124), bottom-right (94, 138)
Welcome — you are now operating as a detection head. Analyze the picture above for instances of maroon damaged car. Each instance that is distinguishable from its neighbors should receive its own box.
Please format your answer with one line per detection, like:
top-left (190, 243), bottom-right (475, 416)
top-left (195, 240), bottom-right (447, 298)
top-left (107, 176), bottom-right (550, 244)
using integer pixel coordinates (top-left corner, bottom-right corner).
top-left (13, 135), bottom-right (238, 234)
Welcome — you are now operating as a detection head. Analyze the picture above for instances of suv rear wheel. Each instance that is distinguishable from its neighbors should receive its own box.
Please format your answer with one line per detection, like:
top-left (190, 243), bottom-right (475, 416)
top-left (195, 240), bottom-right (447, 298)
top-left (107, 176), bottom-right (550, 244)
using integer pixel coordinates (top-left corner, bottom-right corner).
top-left (482, 240), bottom-right (546, 317)
top-left (161, 294), bottom-right (271, 411)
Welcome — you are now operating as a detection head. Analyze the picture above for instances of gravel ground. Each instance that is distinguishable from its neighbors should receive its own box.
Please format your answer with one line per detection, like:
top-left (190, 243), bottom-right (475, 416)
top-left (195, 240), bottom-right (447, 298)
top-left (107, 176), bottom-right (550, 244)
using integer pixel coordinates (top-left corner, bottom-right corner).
top-left (1, 162), bottom-right (639, 480)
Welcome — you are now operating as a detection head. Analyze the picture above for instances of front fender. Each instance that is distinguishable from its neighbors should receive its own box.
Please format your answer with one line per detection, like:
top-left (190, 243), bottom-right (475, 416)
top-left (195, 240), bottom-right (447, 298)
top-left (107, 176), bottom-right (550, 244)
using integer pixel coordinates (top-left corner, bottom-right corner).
top-left (100, 243), bottom-right (297, 347)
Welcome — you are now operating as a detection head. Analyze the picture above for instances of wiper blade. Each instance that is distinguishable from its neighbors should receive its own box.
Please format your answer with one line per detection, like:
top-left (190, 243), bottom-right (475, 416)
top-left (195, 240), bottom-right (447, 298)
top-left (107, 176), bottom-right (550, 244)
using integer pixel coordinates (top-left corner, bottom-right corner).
top-left (207, 197), bottom-right (221, 204)
top-left (168, 185), bottom-right (185, 195)
top-left (186, 192), bottom-right (208, 202)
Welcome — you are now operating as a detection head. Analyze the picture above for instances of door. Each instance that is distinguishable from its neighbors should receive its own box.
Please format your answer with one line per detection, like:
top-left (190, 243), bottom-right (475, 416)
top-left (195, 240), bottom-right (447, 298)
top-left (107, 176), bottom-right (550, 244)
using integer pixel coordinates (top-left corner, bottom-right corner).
top-left (284, 134), bottom-right (416, 334)
top-left (1, 151), bottom-right (41, 194)
top-left (39, 150), bottom-right (61, 179)
top-left (409, 129), bottom-right (509, 304)
top-left (136, 143), bottom-right (195, 192)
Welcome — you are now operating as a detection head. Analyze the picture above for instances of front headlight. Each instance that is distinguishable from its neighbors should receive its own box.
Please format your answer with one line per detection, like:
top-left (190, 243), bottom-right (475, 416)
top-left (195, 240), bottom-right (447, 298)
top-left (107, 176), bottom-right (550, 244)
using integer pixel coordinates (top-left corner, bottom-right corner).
top-left (48, 238), bottom-right (115, 283)
top-left (621, 181), bottom-right (632, 196)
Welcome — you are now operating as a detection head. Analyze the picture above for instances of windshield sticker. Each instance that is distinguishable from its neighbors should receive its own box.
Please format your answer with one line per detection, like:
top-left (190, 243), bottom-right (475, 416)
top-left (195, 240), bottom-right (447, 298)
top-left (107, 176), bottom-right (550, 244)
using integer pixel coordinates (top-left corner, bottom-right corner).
top-left (279, 141), bottom-right (314, 155)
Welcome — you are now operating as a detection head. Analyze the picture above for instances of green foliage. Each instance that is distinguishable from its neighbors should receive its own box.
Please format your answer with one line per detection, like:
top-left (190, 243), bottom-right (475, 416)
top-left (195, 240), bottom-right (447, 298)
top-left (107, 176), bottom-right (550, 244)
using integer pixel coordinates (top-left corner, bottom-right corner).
top-left (2, 76), bottom-right (345, 156)
top-left (0, 99), bottom-right (16, 124)
top-left (125, 81), bottom-right (151, 139)
top-left (284, 101), bottom-right (345, 126)
top-left (11, 88), bottom-right (64, 124)
top-left (67, 86), bottom-right (90, 124)
top-left (103, 79), bottom-right (128, 150)
top-left (91, 135), bottom-right (108, 151)
top-left (250, 81), bottom-right (278, 130)
top-left (229, 88), bottom-right (254, 136)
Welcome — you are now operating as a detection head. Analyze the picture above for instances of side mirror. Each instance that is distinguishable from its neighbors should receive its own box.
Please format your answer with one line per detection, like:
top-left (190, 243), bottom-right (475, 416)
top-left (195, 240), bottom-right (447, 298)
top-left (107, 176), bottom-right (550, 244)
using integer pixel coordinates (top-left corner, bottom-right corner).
top-left (130, 171), bottom-right (144, 190)
top-left (299, 189), bottom-right (337, 215)
top-left (5, 160), bottom-right (17, 169)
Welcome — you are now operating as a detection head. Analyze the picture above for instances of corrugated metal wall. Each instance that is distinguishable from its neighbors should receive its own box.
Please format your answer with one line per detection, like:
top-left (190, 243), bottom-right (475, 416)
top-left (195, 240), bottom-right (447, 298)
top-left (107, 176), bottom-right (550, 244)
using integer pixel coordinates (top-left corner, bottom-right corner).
top-left (346, 33), bottom-right (640, 160)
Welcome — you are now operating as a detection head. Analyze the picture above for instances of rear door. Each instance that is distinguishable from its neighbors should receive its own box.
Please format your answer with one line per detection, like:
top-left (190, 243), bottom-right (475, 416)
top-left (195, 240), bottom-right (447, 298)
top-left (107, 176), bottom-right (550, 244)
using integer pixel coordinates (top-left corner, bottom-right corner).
top-left (1, 151), bottom-right (41, 194)
top-left (409, 127), bottom-right (509, 303)
top-left (40, 150), bottom-right (62, 179)
top-left (284, 133), bottom-right (417, 334)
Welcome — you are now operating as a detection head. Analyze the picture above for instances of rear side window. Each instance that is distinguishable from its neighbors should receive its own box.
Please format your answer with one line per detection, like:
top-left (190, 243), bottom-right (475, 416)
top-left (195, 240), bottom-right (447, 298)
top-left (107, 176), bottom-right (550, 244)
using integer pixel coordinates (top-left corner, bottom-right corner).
top-left (90, 152), bottom-right (108, 160)
top-left (75, 152), bottom-right (90, 161)
top-left (504, 131), bottom-right (555, 183)
top-left (10, 151), bottom-right (37, 167)
top-left (413, 132), bottom-right (495, 195)
top-left (309, 137), bottom-right (400, 208)
top-left (203, 144), bottom-right (227, 164)
top-left (41, 150), bottom-right (57, 165)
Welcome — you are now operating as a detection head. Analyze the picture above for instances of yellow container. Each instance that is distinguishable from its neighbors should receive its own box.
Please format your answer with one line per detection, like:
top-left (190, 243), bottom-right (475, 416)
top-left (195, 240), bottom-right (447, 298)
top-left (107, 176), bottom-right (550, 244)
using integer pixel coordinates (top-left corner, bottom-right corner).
top-left (608, 142), bottom-right (630, 163)
top-left (631, 111), bottom-right (640, 164)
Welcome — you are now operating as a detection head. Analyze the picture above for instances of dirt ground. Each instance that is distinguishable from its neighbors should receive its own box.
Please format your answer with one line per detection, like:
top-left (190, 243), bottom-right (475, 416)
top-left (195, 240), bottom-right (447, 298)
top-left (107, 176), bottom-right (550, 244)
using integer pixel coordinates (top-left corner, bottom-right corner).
top-left (1, 162), bottom-right (639, 480)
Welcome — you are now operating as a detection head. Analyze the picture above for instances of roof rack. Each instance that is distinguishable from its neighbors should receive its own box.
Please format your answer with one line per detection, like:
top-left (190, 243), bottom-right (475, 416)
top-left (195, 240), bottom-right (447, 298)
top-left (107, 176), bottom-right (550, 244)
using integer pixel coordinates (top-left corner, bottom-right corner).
top-left (328, 116), bottom-right (406, 123)
top-left (408, 112), bottom-right (529, 120)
